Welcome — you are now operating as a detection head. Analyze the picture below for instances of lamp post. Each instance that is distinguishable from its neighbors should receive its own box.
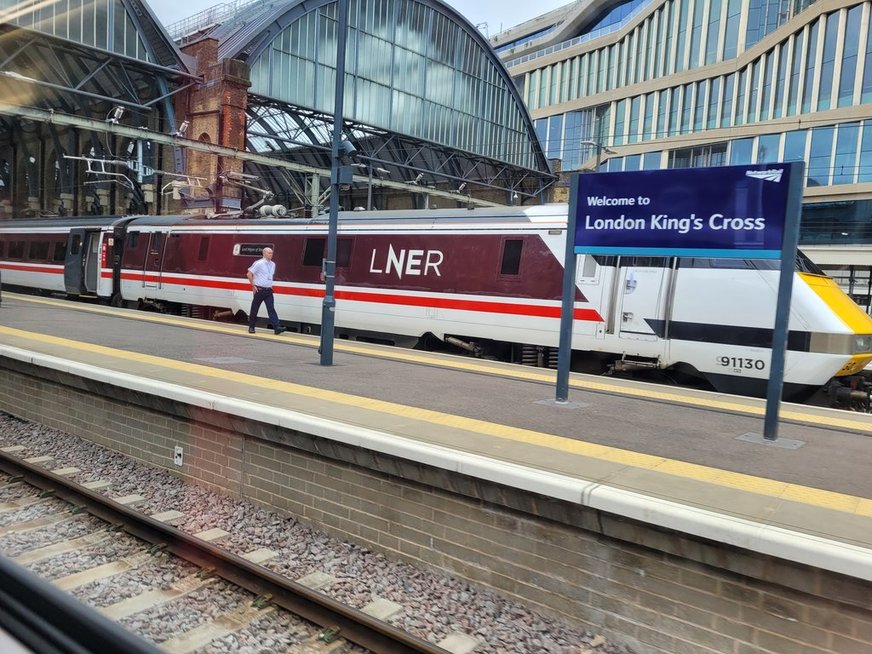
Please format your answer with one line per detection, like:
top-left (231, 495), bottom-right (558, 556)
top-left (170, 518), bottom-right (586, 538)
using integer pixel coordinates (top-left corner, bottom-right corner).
top-left (320, 0), bottom-right (349, 366)
top-left (579, 140), bottom-right (616, 169)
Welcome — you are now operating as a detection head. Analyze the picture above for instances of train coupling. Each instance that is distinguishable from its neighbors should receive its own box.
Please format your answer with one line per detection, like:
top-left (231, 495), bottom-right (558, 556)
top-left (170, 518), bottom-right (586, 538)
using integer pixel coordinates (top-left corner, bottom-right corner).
top-left (826, 375), bottom-right (872, 412)
top-left (444, 335), bottom-right (484, 357)
top-left (612, 355), bottom-right (660, 372)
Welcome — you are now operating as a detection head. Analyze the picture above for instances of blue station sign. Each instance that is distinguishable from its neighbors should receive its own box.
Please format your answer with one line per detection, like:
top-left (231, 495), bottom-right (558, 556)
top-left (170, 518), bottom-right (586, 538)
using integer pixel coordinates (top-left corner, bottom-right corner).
top-left (573, 163), bottom-right (799, 258)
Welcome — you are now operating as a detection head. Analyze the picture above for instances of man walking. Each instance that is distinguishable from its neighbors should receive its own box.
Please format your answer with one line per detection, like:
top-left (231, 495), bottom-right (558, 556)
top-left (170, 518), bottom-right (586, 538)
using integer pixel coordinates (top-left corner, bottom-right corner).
top-left (247, 247), bottom-right (286, 335)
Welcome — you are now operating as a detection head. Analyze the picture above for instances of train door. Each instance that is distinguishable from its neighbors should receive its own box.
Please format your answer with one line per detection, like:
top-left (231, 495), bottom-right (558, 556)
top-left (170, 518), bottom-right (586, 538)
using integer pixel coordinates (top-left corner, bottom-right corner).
top-left (143, 231), bottom-right (169, 288)
top-left (64, 228), bottom-right (100, 295)
top-left (577, 254), bottom-right (607, 339)
top-left (616, 257), bottom-right (674, 341)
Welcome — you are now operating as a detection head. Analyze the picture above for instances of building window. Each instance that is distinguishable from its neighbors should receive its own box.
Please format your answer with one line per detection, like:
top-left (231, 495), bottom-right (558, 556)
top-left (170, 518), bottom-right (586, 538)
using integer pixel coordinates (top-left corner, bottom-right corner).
top-left (859, 123), bottom-right (872, 183)
top-left (817, 12), bottom-right (840, 111)
top-left (705, 0), bottom-right (723, 65)
top-left (773, 41), bottom-right (789, 119)
top-left (723, 0), bottom-right (742, 60)
top-left (734, 67), bottom-right (747, 126)
top-left (729, 138), bottom-right (753, 164)
top-left (688, 0), bottom-right (705, 68)
top-left (757, 134), bottom-right (781, 163)
top-left (668, 87), bottom-right (681, 136)
top-left (614, 99), bottom-right (627, 145)
top-left (680, 83), bottom-right (694, 134)
top-left (693, 80), bottom-right (707, 132)
top-left (801, 19), bottom-right (820, 114)
top-left (787, 32), bottom-right (804, 115)
top-left (783, 129), bottom-right (808, 161)
top-left (707, 77), bottom-right (721, 129)
top-left (808, 126), bottom-right (835, 186)
top-left (628, 96), bottom-right (641, 143)
top-left (642, 152), bottom-right (662, 169)
top-left (840, 5), bottom-right (862, 108)
top-left (833, 123), bottom-right (860, 185)
top-left (759, 53), bottom-right (774, 122)
top-left (669, 143), bottom-right (727, 169)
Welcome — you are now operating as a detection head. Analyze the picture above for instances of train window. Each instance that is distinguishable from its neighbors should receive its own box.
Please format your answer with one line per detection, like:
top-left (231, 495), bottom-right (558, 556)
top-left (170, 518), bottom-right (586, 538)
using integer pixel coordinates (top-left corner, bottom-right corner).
top-left (127, 232), bottom-right (139, 249)
top-left (29, 241), bottom-right (49, 261)
top-left (593, 255), bottom-right (618, 266)
top-left (796, 250), bottom-right (825, 275)
top-left (337, 238), bottom-right (352, 267)
top-left (620, 256), bottom-right (669, 267)
top-left (8, 241), bottom-right (24, 258)
top-left (198, 237), bottom-right (209, 261)
top-left (0, 241), bottom-right (5, 257)
top-left (580, 255), bottom-right (597, 278)
top-left (53, 241), bottom-right (66, 262)
top-left (680, 257), bottom-right (783, 270)
top-left (500, 239), bottom-right (523, 275)
top-left (149, 233), bottom-right (163, 253)
top-left (70, 234), bottom-right (81, 255)
top-left (303, 238), bottom-right (325, 266)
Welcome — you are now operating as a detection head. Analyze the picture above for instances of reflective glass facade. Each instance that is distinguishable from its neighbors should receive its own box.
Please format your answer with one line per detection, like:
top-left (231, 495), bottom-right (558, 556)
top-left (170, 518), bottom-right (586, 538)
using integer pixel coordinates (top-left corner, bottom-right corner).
top-left (249, 0), bottom-right (540, 169)
top-left (509, 0), bottom-right (872, 191)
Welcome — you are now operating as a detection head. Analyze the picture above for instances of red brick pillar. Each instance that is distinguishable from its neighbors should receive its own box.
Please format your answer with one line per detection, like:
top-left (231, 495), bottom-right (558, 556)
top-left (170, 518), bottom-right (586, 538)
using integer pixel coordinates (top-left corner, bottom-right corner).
top-left (179, 38), bottom-right (252, 212)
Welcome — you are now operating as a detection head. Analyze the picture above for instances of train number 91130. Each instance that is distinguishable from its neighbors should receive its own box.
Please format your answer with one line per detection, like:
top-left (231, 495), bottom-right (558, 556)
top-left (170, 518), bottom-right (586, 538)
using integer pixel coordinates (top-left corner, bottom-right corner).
top-left (717, 356), bottom-right (766, 370)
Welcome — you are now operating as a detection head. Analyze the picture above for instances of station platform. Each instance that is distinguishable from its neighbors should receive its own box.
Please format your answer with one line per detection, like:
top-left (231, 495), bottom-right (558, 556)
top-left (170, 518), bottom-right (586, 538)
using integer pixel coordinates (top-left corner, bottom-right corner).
top-left (1, 291), bottom-right (871, 585)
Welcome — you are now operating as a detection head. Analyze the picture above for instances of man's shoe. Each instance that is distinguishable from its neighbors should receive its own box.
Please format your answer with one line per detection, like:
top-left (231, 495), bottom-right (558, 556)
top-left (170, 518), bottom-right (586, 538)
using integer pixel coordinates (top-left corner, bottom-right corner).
top-left (248, 328), bottom-right (256, 334)
top-left (274, 327), bottom-right (287, 335)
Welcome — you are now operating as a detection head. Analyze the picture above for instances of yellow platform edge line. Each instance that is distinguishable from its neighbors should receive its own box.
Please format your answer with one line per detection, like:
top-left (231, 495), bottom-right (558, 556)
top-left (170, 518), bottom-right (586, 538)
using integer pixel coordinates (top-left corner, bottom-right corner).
top-left (10, 293), bottom-right (869, 433)
top-left (2, 323), bottom-right (871, 519)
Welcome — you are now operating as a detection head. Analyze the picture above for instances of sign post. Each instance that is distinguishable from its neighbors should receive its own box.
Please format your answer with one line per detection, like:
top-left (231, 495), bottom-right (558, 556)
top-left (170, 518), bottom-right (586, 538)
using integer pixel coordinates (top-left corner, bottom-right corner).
top-left (556, 174), bottom-right (581, 403)
top-left (557, 163), bottom-right (804, 439)
top-left (763, 162), bottom-right (805, 440)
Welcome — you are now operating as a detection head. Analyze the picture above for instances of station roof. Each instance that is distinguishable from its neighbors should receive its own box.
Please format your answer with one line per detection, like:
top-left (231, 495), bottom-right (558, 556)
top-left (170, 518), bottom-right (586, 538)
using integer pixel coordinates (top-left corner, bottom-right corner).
top-left (0, 0), bottom-right (195, 120)
top-left (172, 0), bottom-right (555, 204)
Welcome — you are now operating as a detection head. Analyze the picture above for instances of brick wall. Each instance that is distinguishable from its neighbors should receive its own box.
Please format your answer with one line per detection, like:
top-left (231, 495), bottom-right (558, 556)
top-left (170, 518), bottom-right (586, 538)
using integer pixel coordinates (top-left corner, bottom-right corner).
top-left (2, 358), bottom-right (871, 654)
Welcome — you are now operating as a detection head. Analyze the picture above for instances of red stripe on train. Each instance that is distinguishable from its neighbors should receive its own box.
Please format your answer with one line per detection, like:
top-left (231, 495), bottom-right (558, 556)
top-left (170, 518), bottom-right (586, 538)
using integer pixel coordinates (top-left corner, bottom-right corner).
top-left (0, 263), bottom-right (62, 275)
top-left (121, 271), bottom-right (604, 322)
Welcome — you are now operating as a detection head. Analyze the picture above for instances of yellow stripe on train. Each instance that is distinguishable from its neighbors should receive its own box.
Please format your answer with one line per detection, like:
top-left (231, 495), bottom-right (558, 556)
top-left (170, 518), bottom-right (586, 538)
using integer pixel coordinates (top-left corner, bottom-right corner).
top-left (800, 272), bottom-right (872, 376)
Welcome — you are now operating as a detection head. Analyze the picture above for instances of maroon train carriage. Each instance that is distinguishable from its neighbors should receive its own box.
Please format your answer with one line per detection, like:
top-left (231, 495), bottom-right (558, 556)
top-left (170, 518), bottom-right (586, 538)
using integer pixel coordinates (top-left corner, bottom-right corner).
top-left (2, 208), bottom-right (872, 404)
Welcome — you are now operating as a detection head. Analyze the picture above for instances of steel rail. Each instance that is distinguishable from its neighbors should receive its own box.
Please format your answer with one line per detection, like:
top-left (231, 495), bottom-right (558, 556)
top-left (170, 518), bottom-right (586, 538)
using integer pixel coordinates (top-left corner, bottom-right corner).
top-left (0, 450), bottom-right (448, 654)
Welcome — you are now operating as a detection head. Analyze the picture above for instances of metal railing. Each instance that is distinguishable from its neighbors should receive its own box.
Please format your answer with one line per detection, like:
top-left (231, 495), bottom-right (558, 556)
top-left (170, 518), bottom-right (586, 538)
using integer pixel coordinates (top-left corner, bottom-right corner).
top-left (502, 0), bottom-right (653, 68)
top-left (165, 0), bottom-right (260, 40)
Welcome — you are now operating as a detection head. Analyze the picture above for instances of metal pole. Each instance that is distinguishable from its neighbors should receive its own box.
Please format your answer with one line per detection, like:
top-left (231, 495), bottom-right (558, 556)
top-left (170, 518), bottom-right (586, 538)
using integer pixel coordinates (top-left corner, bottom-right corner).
top-left (556, 174), bottom-right (581, 402)
top-left (320, 0), bottom-right (348, 366)
top-left (595, 144), bottom-right (602, 170)
top-left (367, 164), bottom-right (372, 211)
top-left (763, 161), bottom-right (804, 440)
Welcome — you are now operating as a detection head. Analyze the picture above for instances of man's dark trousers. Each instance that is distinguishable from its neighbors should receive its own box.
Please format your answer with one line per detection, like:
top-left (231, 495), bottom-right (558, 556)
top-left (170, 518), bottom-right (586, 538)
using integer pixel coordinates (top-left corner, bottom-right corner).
top-left (249, 287), bottom-right (282, 330)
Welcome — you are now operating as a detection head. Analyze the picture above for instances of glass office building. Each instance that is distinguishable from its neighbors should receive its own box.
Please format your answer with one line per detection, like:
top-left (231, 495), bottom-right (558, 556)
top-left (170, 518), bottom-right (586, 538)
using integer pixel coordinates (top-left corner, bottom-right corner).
top-left (495, 0), bottom-right (872, 307)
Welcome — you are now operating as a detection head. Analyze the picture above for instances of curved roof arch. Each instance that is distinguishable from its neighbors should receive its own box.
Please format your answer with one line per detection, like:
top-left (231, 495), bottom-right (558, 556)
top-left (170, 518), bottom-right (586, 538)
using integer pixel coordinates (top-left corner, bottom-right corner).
top-left (211, 0), bottom-right (549, 175)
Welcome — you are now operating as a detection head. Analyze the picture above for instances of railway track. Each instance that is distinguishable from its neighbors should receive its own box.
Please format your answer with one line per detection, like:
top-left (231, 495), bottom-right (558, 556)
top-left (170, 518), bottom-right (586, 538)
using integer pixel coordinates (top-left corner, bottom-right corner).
top-left (0, 447), bottom-right (449, 654)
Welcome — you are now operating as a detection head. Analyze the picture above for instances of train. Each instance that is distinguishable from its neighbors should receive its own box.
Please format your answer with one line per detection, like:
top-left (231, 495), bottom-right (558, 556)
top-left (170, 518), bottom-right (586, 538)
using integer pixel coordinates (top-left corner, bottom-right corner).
top-left (1, 205), bottom-right (872, 405)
